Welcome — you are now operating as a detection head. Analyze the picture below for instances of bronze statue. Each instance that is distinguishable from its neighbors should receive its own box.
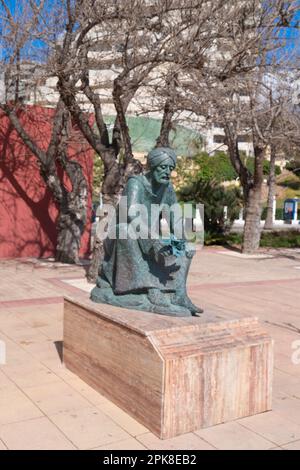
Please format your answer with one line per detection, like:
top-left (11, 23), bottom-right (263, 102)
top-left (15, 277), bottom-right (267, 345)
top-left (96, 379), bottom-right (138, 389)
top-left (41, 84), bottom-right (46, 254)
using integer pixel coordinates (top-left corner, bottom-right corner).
top-left (90, 147), bottom-right (202, 317)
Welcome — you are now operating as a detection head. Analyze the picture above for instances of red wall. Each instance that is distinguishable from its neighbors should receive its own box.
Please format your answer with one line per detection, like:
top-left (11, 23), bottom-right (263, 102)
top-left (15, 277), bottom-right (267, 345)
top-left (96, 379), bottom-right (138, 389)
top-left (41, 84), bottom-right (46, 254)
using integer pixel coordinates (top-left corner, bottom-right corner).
top-left (0, 106), bottom-right (93, 259)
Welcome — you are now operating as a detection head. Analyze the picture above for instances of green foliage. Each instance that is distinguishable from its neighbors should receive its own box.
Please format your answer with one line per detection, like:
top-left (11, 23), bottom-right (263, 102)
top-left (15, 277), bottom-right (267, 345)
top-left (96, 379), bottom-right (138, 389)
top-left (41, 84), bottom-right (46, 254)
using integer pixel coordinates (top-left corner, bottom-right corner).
top-left (240, 156), bottom-right (281, 177)
top-left (259, 231), bottom-right (300, 248)
top-left (278, 178), bottom-right (300, 190)
top-left (262, 160), bottom-right (281, 176)
top-left (285, 159), bottom-right (300, 175)
top-left (178, 178), bottom-right (242, 237)
top-left (92, 154), bottom-right (104, 201)
top-left (194, 151), bottom-right (238, 182)
top-left (223, 230), bottom-right (300, 249)
top-left (176, 152), bottom-right (281, 191)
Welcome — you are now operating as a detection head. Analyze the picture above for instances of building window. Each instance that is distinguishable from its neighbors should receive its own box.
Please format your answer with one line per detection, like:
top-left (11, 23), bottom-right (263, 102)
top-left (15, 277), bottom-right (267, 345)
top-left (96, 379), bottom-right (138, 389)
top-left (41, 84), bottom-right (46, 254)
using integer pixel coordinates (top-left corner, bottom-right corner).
top-left (237, 135), bottom-right (251, 143)
top-left (213, 135), bottom-right (225, 144)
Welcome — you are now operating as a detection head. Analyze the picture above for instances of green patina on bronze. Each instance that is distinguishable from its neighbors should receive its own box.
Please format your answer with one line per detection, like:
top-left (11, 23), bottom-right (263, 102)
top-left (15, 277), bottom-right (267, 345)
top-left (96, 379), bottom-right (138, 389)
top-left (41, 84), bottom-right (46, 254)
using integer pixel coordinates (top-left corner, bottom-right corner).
top-left (90, 147), bottom-right (202, 317)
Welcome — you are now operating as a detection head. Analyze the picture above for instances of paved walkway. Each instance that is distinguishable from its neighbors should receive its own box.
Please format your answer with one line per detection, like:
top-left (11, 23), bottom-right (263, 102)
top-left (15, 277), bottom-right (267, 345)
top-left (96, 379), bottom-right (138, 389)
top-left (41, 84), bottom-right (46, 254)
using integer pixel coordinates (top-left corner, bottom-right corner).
top-left (0, 248), bottom-right (300, 450)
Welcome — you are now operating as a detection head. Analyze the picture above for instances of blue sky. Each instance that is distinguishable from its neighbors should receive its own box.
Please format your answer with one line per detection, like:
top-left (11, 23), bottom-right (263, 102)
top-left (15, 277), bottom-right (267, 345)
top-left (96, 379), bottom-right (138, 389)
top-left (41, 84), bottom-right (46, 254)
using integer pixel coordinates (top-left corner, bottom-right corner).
top-left (0, 1), bottom-right (299, 64)
top-left (276, 6), bottom-right (300, 61)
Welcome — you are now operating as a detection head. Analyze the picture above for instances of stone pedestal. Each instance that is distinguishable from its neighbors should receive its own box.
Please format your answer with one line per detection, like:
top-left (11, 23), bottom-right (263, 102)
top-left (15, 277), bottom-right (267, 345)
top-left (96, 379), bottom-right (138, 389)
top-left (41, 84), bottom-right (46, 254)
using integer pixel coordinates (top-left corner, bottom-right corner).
top-left (63, 295), bottom-right (273, 439)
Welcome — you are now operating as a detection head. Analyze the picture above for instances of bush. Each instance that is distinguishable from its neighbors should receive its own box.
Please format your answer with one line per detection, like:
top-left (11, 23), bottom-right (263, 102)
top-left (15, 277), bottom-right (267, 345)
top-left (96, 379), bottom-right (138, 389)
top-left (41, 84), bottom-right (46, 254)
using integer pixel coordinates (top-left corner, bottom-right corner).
top-left (194, 151), bottom-right (237, 182)
top-left (241, 156), bottom-right (281, 177)
top-left (285, 160), bottom-right (300, 175)
top-left (176, 152), bottom-right (281, 189)
top-left (178, 178), bottom-right (243, 237)
top-left (262, 160), bottom-right (281, 176)
top-left (260, 231), bottom-right (300, 248)
top-left (224, 230), bottom-right (300, 248)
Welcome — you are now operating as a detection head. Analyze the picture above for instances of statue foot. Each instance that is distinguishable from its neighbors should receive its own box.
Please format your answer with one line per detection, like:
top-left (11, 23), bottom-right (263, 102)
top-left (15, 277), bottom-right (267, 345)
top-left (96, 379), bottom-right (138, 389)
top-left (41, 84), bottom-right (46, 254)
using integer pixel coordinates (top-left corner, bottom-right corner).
top-left (148, 288), bottom-right (171, 307)
top-left (152, 303), bottom-right (192, 317)
top-left (147, 288), bottom-right (191, 316)
top-left (192, 310), bottom-right (203, 317)
top-left (172, 294), bottom-right (203, 315)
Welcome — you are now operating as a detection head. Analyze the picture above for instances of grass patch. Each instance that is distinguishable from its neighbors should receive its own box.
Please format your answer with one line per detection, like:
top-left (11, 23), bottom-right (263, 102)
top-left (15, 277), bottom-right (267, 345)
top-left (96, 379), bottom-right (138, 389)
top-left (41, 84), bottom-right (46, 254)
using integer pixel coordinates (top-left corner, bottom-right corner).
top-left (259, 230), bottom-right (300, 248)
top-left (205, 230), bottom-right (300, 248)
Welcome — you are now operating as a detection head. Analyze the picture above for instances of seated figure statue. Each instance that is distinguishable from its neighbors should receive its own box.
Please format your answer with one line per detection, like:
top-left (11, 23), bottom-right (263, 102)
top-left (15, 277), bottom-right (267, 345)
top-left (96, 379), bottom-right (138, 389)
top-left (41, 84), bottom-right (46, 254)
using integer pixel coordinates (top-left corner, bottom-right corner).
top-left (90, 147), bottom-right (202, 317)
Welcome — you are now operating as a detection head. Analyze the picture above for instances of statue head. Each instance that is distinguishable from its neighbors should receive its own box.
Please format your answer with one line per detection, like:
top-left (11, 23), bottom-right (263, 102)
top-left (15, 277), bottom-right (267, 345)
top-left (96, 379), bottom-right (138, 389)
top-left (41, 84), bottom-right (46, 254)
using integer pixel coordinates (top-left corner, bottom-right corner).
top-left (147, 147), bottom-right (177, 186)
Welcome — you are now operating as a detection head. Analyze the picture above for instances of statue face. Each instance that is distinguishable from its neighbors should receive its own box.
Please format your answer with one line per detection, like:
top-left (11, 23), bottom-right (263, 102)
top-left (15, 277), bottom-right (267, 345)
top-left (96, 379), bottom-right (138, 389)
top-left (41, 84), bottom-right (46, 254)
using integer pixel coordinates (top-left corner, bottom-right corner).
top-left (151, 157), bottom-right (175, 186)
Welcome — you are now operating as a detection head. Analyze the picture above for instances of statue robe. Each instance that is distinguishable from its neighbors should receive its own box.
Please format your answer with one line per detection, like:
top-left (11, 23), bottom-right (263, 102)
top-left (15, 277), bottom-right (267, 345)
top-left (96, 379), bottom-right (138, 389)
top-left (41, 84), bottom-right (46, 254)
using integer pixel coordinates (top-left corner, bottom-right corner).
top-left (101, 174), bottom-right (180, 294)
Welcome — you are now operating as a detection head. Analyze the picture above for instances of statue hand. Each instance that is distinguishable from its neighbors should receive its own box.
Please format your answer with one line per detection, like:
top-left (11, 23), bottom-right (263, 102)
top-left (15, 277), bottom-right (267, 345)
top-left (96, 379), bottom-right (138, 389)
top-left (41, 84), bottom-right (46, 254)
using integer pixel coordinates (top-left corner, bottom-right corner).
top-left (152, 242), bottom-right (173, 265)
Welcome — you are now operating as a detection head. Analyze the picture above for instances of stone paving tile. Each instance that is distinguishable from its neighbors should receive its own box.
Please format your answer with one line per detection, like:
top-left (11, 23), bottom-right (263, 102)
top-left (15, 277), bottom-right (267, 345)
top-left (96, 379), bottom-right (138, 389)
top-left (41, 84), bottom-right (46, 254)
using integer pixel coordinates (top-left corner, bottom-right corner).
top-left (23, 380), bottom-right (93, 415)
top-left (0, 417), bottom-right (76, 450)
top-left (0, 386), bottom-right (43, 425)
top-left (273, 337), bottom-right (299, 356)
top-left (194, 421), bottom-right (275, 450)
top-left (36, 323), bottom-right (63, 341)
top-left (2, 362), bottom-right (59, 388)
top-left (136, 432), bottom-right (216, 450)
top-left (272, 370), bottom-right (300, 399)
top-left (1, 322), bottom-right (49, 345)
top-left (275, 352), bottom-right (300, 377)
top-left (97, 401), bottom-right (149, 437)
top-left (49, 407), bottom-right (131, 450)
top-left (0, 341), bottom-right (35, 367)
top-left (238, 411), bottom-right (300, 446)
top-left (18, 338), bottom-right (63, 364)
top-left (262, 325), bottom-right (299, 346)
top-left (272, 397), bottom-right (300, 425)
top-left (0, 370), bottom-right (15, 391)
top-left (62, 376), bottom-right (115, 406)
top-left (0, 439), bottom-right (7, 450)
top-left (94, 438), bottom-right (147, 450)
top-left (281, 440), bottom-right (300, 450)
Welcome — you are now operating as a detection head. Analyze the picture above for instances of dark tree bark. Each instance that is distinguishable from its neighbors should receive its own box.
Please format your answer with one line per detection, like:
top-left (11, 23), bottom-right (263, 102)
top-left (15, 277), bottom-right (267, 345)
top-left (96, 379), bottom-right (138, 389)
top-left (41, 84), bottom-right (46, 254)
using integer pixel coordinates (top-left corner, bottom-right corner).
top-left (224, 125), bottom-right (265, 254)
top-left (156, 76), bottom-right (177, 148)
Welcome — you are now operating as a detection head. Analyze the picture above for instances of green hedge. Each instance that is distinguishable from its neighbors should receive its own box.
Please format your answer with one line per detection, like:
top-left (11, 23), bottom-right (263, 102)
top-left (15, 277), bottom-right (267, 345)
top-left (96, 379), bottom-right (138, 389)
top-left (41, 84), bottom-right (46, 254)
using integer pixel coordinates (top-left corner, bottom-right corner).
top-left (217, 231), bottom-right (300, 248)
top-left (187, 151), bottom-right (281, 184)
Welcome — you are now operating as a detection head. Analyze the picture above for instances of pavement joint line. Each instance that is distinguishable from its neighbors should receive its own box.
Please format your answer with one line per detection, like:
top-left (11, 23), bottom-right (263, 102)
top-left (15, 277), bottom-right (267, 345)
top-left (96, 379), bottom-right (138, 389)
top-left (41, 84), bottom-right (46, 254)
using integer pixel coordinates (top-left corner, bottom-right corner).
top-left (237, 420), bottom-right (281, 448)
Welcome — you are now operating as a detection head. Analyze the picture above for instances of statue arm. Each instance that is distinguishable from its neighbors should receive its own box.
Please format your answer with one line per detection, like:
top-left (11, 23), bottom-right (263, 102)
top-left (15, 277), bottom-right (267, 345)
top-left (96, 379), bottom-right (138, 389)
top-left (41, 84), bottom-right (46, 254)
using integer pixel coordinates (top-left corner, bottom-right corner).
top-left (167, 186), bottom-right (183, 237)
top-left (125, 177), bottom-right (171, 262)
top-left (125, 178), bottom-right (156, 256)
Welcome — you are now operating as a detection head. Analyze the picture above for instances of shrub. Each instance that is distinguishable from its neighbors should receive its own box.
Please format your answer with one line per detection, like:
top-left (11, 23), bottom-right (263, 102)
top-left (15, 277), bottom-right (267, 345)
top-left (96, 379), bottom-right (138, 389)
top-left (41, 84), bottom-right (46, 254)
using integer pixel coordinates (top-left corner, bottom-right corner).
top-left (194, 151), bottom-right (237, 182)
top-left (285, 160), bottom-right (300, 175)
top-left (225, 230), bottom-right (300, 248)
top-left (178, 178), bottom-right (243, 237)
top-left (260, 231), bottom-right (300, 248)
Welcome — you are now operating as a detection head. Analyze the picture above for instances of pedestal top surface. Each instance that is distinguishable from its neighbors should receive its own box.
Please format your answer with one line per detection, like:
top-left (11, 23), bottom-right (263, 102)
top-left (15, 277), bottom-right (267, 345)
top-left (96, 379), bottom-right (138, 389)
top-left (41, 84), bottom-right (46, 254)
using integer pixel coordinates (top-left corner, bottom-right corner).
top-left (64, 293), bottom-right (262, 338)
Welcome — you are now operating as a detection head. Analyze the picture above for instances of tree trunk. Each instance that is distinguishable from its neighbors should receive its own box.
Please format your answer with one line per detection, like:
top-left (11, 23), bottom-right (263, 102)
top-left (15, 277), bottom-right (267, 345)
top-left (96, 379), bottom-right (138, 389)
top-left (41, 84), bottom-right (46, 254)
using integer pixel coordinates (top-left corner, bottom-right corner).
top-left (87, 153), bottom-right (121, 282)
top-left (87, 192), bottom-right (120, 283)
top-left (264, 146), bottom-right (276, 230)
top-left (56, 211), bottom-right (85, 263)
top-left (55, 160), bottom-right (88, 264)
top-left (242, 143), bottom-right (265, 254)
top-left (242, 185), bottom-right (263, 253)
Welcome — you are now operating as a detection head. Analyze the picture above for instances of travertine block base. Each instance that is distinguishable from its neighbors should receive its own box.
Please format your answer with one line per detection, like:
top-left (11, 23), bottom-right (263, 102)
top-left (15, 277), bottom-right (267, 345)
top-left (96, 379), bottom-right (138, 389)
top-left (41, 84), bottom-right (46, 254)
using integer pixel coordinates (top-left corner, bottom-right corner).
top-left (63, 295), bottom-right (273, 439)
